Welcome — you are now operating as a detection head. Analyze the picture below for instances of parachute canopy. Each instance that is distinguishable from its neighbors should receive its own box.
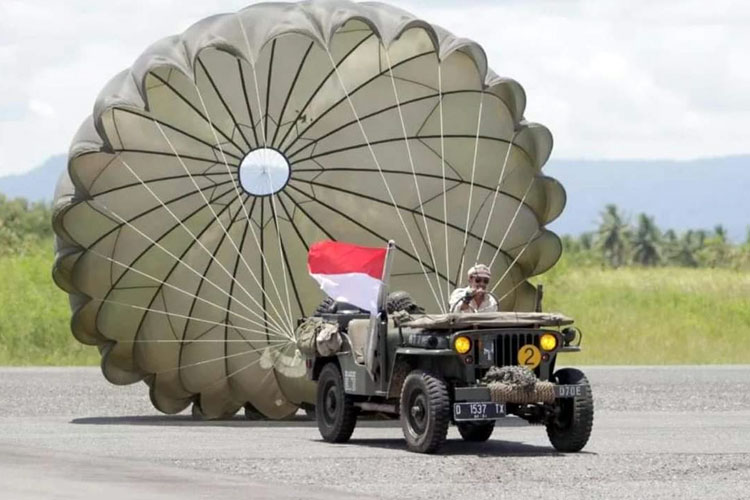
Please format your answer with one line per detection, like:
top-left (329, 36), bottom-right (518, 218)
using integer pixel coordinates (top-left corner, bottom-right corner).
top-left (52, 0), bottom-right (565, 419)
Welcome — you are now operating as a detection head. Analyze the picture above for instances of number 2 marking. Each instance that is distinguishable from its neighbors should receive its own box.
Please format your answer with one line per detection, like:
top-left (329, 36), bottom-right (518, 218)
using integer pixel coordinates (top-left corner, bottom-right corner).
top-left (517, 344), bottom-right (541, 369)
top-left (522, 347), bottom-right (535, 365)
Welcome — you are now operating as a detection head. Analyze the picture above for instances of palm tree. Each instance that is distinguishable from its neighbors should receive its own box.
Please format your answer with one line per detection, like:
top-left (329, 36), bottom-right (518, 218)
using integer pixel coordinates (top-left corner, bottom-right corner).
top-left (631, 214), bottom-right (661, 266)
top-left (662, 229), bottom-right (679, 265)
top-left (698, 224), bottom-right (731, 267)
top-left (694, 229), bottom-right (708, 249)
top-left (561, 234), bottom-right (579, 253)
top-left (596, 204), bottom-right (630, 268)
top-left (672, 230), bottom-right (700, 267)
top-left (579, 232), bottom-right (593, 251)
top-left (714, 225), bottom-right (728, 244)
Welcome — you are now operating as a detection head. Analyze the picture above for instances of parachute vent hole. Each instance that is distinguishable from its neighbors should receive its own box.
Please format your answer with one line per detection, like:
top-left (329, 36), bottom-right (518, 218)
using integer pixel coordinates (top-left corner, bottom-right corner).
top-left (238, 147), bottom-right (291, 196)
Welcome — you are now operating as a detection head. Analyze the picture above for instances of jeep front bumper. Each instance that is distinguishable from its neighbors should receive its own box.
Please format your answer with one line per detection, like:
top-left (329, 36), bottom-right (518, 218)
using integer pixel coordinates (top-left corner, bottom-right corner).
top-left (455, 383), bottom-right (585, 405)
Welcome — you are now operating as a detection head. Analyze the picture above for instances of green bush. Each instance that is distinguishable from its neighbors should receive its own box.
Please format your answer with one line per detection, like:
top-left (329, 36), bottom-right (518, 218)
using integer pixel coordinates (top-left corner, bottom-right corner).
top-left (0, 239), bottom-right (99, 365)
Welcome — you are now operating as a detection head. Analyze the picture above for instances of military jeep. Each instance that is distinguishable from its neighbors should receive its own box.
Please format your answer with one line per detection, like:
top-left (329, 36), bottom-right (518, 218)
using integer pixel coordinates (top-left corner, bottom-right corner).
top-left (303, 291), bottom-right (593, 454)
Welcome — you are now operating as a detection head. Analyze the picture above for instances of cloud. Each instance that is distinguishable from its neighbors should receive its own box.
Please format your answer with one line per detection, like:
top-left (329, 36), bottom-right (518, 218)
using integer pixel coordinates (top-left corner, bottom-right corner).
top-left (28, 99), bottom-right (56, 118)
top-left (0, 0), bottom-right (748, 175)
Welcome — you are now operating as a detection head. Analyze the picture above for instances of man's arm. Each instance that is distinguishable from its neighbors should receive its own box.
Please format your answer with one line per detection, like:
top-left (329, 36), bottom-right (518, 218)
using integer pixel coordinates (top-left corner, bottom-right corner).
top-left (449, 288), bottom-right (474, 312)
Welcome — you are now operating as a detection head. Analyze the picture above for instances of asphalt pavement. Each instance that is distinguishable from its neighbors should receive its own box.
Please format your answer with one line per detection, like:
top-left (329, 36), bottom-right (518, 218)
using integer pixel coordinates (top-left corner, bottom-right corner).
top-left (1, 366), bottom-right (749, 499)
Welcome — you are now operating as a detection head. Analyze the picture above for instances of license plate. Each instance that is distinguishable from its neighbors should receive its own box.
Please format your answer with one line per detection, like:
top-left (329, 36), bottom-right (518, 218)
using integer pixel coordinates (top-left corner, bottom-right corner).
top-left (554, 384), bottom-right (584, 398)
top-left (453, 402), bottom-right (506, 421)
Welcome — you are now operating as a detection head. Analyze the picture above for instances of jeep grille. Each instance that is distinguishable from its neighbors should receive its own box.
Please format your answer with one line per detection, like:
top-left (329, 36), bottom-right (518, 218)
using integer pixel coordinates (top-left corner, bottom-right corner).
top-left (495, 332), bottom-right (541, 367)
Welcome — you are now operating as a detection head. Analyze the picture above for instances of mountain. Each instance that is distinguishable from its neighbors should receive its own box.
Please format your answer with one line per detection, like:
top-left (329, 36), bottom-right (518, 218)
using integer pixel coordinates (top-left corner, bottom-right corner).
top-left (1, 154), bottom-right (748, 241)
top-left (544, 155), bottom-right (749, 242)
top-left (0, 155), bottom-right (66, 203)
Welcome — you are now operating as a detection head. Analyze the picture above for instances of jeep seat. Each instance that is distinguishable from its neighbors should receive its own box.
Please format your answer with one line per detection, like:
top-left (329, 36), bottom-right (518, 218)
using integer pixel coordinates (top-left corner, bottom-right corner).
top-left (347, 319), bottom-right (369, 364)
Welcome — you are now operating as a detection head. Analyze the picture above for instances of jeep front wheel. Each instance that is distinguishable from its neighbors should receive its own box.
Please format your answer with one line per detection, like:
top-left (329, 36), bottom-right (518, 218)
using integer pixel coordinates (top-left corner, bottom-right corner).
top-left (457, 421), bottom-right (495, 442)
top-left (399, 370), bottom-right (450, 453)
top-left (545, 368), bottom-right (594, 452)
top-left (316, 363), bottom-right (358, 443)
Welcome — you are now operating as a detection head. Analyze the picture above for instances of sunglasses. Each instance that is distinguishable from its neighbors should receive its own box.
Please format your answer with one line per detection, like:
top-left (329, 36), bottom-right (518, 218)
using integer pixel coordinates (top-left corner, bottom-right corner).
top-left (472, 277), bottom-right (490, 284)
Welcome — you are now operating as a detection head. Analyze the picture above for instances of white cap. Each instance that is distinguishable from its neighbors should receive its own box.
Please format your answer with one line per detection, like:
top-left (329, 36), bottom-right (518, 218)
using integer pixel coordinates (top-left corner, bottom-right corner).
top-left (468, 264), bottom-right (491, 279)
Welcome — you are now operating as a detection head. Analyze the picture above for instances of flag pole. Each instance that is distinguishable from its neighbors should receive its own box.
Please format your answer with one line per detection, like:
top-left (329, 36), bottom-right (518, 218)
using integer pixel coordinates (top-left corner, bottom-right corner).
top-left (377, 240), bottom-right (396, 313)
top-left (366, 240), bottom-right (396, 381)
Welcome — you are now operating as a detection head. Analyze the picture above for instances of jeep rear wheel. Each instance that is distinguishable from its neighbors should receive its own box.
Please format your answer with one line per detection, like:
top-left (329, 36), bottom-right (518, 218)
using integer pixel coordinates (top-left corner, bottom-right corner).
top-left (457, 421), bottom-right (495, 442)
top-left (546, 368), bottom-right (594, 452)
top-left (316, 363), bottom-right (358, 443)
top-left (399, 370), bottom-right (450, 453)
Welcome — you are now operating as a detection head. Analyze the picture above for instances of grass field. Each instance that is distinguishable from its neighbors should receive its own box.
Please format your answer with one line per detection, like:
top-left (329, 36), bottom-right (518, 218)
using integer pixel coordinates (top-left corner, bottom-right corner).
top-left (538, 257), bottom-right (750, 364)
top-left (1, 242), bottom-right (748, 365)
top-left (0, 244), bottom-right (99, 365)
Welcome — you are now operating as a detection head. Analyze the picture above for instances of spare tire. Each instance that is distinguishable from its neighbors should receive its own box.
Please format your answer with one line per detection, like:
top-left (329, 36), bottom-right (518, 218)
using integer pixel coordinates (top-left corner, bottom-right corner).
top-left (313, 297), bottom-right (366, 315)
top-left (313, 291), bottom-right (424, 316)
top-left (386, 291), bottom-right (424, 314)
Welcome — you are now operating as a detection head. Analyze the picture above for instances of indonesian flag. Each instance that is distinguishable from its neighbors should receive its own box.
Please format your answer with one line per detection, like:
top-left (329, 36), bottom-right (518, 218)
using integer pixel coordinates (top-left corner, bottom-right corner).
top-left (307, 240), bottom-right (388, 313)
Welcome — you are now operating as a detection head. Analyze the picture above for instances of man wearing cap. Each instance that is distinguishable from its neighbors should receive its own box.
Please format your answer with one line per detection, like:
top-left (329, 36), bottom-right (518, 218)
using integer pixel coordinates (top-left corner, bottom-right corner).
top-left (449, 264), bottom-right (498, 313)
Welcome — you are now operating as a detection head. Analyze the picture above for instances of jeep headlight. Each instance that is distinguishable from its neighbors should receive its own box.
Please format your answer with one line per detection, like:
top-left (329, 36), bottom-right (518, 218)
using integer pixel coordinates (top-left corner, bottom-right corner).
top-left (539, 333), bottom-right (558, 351)
top-left (406, 333), bottom-right (448, 349)
top-left (454, 336), bottom-right (472, 354)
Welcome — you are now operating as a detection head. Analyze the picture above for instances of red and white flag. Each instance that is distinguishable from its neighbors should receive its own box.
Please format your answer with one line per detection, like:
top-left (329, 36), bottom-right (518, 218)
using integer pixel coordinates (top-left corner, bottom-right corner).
top-left (307, 240), bottom-right (388, 313)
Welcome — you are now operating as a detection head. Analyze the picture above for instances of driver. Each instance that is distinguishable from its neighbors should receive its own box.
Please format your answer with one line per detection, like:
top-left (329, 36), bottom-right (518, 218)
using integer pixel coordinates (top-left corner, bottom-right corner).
top-left (449, 264), bottom-right (498, 313)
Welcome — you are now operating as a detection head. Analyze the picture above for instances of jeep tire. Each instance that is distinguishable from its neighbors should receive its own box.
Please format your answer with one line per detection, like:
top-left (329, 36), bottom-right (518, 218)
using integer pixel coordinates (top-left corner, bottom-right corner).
top-left (457, 421), bottom-right (495, 442)
top-left (400, 370), bottom-right (450, 453)
top-left (316, 363), bottom-right (358, 443)
top-left (545, 368), bottom-right (594, 452)
top-left (386, 290), bottom-right (424, 314)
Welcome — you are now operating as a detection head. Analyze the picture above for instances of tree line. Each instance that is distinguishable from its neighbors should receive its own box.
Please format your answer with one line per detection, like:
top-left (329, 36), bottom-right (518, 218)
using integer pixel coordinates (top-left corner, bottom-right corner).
top-left (564, 204), bottom-right (750, 269)
top-left (0, 195), bottom-right (748, 269)
top-left (0, 195), bottom-right (54, 256)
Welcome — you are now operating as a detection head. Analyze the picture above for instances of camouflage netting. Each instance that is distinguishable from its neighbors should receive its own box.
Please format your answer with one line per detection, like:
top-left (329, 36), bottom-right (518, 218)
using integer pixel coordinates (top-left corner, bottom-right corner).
top-left (482, 365), bottom-right (555, 404)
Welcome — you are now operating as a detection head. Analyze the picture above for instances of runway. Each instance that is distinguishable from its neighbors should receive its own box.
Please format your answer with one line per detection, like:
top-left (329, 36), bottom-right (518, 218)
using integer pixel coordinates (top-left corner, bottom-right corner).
top-left (1, 366), bottom-right (749, 499)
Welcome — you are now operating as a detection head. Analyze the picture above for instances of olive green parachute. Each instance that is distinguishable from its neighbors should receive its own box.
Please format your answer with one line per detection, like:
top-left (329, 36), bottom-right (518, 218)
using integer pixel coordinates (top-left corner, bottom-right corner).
top-left (52, 0), bottom-right (566, 419)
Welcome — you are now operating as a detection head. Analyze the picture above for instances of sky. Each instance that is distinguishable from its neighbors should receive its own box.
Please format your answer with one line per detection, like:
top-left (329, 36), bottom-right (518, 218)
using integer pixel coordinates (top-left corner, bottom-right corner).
top-left (0, 0), bottom-right (748, 176)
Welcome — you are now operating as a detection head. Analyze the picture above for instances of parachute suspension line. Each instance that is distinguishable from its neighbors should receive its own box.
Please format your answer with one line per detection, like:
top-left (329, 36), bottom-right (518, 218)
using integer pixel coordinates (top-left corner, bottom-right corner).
top-left (383, 48), bottom-right (446, 311)
top-left (90, 297), bottom-right (291, 341)
top-left (496, 277), bottom-right (531, 304)
top-left (84, 245), bottom-right (292, 341)
top-left (324, 46), bottom-right (445, 314)
top-left (151, 120), bottom-right (294, 339)
top-left (488, 176), bottom-right (536, 268)
top-left (116, 156), bottom-right (290, 340)
top-left (267, 185), bottom-right (295, 326)
top-left (475, 130), bottom-right (519, 261)
top-left (244, 45), bottom-right (295, 328)
top-left (458, 91), bottom-right (485, 284)
top-left (85, 197), bottom-right (290, 338)
top-left (180, 343), bottom-right (289, 398)
top-left (235, 17), bottom-right (296, 333)
top-left (438, 62), bottom-right (451, 308)
top-left (126, 339), bottom-right (289, 345)
top-left (217, 343), bottom-right (287, 389)
top-left (248, 48), bottom-right (297, 333)
top-left (489, 228), bottom-right (541, 295)
top-left (153, 342), bottom-right (288, 377)
top-left (195, 84), bottom-right (294, 332)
